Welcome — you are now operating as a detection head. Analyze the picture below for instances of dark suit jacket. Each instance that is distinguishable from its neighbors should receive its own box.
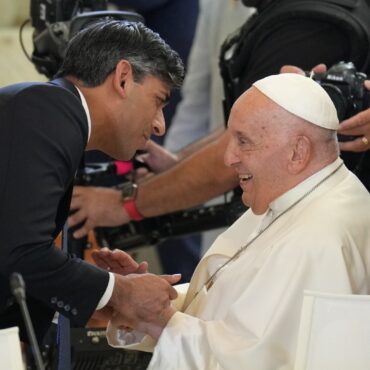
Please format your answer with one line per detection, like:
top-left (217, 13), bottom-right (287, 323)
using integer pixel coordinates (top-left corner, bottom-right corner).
top-left (0, 78), bottom-right (109, 342)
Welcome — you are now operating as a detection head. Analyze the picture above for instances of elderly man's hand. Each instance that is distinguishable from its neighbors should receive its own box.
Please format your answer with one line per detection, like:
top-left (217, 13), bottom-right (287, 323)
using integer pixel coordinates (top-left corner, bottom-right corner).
top-left (92, 247), bottom-right (148, 275)
top-left (111, 305), bottom-right (176, 340)
top-left (108, 273), bottom-right (181, 329)
top-left (68, 186), bottom-right (129, 238)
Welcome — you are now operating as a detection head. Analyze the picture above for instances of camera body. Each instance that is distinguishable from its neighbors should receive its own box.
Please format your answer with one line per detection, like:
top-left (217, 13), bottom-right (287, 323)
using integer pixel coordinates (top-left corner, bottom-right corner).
top-left (30, 0), bottom-right (107, 32)
top-left (30, 0), bottom-right (144, 78)
top-left (307, 61), bottom-right (370, 126)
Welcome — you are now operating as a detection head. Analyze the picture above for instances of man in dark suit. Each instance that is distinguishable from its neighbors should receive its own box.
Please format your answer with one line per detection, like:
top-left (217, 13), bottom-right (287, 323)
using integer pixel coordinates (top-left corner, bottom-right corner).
top-left (0, 20), bottom-right (184, 343)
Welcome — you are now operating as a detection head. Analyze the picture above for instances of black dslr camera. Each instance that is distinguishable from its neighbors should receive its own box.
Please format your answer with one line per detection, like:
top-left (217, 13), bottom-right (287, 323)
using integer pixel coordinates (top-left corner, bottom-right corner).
top-left (307, 61), bottom-right (370, 125)
top-left (30, 0), bottom-right (144, 78)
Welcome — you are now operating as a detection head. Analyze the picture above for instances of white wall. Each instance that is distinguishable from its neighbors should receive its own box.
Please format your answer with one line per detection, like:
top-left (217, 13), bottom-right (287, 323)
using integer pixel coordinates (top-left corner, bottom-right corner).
top-left (0, 0), bottom-right (46, 86)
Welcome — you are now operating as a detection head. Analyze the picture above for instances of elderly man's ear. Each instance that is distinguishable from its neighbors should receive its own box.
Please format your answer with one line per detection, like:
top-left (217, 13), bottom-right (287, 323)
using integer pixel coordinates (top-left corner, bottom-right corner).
top-left (288, 136), bottom-right (311, 174)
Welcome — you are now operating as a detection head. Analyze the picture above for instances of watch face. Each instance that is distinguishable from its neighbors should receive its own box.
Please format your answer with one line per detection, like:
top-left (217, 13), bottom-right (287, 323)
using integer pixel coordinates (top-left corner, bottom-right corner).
top-left (120, 182), bottom-right (138, 201)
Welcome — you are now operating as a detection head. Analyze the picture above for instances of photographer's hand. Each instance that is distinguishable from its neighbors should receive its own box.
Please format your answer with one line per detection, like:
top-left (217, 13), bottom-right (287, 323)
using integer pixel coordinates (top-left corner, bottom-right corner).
top-left (280, 63), bottom-right (327, 75)
top-left (338, 81), bottom-right (370, 152)
top-left (68, 186), bottom-right (130, 238)
top-left (135, 140), bottom-right (179, 179)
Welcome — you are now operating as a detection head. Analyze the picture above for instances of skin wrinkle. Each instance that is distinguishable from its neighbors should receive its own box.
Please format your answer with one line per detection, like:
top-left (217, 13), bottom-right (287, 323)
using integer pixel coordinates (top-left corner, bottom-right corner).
top-left (224, 87), bottom-right (338, 214)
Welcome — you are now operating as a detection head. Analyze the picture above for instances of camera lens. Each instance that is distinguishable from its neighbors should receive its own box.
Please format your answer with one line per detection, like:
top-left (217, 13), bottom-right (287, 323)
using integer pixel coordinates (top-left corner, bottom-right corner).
top-left (321, 83), bottom-right (348, 121)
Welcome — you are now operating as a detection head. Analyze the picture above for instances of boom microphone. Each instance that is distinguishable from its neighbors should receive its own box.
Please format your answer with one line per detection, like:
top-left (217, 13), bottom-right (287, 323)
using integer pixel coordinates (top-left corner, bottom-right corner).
top-left (10, 273), bottom-right (45, 370)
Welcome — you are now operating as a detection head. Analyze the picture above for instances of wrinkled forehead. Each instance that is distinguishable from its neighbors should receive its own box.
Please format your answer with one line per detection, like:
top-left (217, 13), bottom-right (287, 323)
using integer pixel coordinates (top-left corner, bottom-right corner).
top-left (229, 88), bottom-right (281, 125)
top-left (228, 87), bottom-right (305, 143)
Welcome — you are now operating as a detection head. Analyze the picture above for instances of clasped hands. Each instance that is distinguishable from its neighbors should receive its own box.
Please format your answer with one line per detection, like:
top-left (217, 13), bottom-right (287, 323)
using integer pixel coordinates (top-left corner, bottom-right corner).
top-left (92, 247), bottom-right (181, 340)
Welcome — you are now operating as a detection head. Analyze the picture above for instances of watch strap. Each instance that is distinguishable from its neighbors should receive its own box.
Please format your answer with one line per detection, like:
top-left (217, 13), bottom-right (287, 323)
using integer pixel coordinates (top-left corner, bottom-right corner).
top-left (123, 199), bottom-right (144, 221)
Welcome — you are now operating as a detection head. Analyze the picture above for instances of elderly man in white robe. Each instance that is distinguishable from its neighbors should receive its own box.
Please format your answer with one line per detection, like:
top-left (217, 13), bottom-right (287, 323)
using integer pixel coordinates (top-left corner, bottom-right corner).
top-left (98, 73), bottom-right (370, 370)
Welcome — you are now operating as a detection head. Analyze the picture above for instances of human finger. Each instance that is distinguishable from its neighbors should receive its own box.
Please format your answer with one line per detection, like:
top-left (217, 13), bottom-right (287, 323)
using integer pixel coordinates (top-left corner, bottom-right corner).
top-left (110, 249), bottom-right (140, 273)
top-left (159, 274), bottom-right (182, 284)
top-left (71, 185), bottom-right (86, 197)
top-left (136, 261), bottom-right (149, 274)
top-left (339, 109), bottom-right (370, 132)
top-left (311, 63), bottom-right (327, 74)
top-left (134, 167), bottom-right (151, 180)
top-left (339, 136), bottom-right (369, 152)
top-left (67, 209), bottom-right (86, 228)
top-left (72, 226), bottom-right (89, 239)
top-left (91, 248), bottom-right (115, 270)
top-left (92, 248), bottom-right (139, 274)
top-left (159, 274), bottom-right (182, 299)
top-left (279, 65), bottom-right (305, 75)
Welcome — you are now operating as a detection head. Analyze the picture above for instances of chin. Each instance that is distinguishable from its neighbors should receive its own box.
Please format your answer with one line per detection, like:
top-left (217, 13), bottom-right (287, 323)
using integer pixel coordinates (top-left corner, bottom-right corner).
top-left (241, 194), bottom-right (250, 207)
top-left (110, 149), bottom-right (133, 162)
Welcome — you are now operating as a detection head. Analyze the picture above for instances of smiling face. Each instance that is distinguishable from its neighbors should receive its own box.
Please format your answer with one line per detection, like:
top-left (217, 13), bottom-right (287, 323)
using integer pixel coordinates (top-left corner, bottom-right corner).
top-left (224, 88), bottom-right (295, 214)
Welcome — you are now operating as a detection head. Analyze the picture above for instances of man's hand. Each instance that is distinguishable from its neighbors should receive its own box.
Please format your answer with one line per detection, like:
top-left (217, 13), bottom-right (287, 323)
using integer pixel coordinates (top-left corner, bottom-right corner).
top-left (135, 140), bottom-right (179, 179)
top-left (338, 80), bottom-right (370, 153)
top-left (280, 63), bottom-right (327, 75)
top-left (91, 247), bottom-right (148, 275)
top-left (108, 273), bottom-right (181, 328)
top-left (111, 305), bottom-right (176, 340)
top-left (68, 186), bottom-right (129, 238)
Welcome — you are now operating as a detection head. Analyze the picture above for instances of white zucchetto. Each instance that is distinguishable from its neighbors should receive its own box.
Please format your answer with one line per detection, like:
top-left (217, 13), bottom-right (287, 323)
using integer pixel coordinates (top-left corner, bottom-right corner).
top-left (253, 73), bottom-right (339, 130)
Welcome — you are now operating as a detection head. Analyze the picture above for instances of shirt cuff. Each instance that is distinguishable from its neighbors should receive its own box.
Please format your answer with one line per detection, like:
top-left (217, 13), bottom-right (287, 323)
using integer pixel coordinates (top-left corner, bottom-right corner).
top-left (96, 272), bottom-right (114, 310)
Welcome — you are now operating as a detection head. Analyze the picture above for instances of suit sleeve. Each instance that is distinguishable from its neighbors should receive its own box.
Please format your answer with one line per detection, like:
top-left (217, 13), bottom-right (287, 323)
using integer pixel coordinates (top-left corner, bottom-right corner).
top-left (0, 84), bottom-right (109, 326)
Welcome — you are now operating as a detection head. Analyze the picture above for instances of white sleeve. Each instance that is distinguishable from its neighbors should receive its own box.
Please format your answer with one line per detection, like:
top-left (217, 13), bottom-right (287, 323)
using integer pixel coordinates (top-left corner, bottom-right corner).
top-left (106, 283), bottom-right (190, 352)
top-left (147, 239), bottom-right (356, 370)
top-left (95, 272), bottom-right (114, 310)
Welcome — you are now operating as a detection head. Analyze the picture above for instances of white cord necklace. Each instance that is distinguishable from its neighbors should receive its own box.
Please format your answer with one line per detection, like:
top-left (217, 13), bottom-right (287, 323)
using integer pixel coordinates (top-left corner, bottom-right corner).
top-left (196, 162), bottom-right (344, 295)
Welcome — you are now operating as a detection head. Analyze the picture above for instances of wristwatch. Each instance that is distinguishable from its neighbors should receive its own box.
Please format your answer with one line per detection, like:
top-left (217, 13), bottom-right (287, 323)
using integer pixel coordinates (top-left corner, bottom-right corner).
top-left (120, 182), bottom-right (144, 221)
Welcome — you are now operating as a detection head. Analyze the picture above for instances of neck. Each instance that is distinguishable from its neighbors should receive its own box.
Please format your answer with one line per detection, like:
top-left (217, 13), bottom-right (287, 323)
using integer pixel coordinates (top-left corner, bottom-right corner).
top-left (285, 154), bottom-right (339, 194)
top-left (64, 76), bottom-right (110, 151)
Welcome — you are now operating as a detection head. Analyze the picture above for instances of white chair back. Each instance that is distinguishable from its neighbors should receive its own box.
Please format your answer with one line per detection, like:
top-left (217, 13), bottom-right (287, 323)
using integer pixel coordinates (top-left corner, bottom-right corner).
top-left (0, 326), bottom-right (24, 370)
top-left (294, 291), bottom-right (370, 370)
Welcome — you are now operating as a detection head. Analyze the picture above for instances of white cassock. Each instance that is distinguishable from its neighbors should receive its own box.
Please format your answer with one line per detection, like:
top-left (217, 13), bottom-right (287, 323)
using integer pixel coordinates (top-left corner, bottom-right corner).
top-left (107, 158), bottom-right (370, 370)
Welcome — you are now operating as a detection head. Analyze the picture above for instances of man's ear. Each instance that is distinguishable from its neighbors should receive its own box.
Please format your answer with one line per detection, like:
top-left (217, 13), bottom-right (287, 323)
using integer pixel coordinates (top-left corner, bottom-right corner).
top-left (113, 60), bottom-right (133, 98)
top-left (288, 135), bottom-right (311, 174)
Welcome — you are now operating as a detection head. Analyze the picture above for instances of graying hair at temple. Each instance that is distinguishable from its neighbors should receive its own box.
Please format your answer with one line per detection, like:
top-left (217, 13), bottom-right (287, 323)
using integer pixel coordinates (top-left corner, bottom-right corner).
top-left (56, 20), bottom-right (185, 88)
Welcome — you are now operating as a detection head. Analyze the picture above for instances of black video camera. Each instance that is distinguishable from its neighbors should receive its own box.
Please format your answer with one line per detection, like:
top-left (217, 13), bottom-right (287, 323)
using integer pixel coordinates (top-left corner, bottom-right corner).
top-left (30, 0), bottom-right (144, 78)
top-left (307, 61), bottom-right (370, 172)
top-left (307, 61), bottom-right (370, 127)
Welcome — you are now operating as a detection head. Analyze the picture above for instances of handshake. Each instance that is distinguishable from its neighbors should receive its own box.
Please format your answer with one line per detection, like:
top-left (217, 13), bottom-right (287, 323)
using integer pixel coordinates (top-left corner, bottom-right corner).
top-left (91, 248), bottom-right (181, 340)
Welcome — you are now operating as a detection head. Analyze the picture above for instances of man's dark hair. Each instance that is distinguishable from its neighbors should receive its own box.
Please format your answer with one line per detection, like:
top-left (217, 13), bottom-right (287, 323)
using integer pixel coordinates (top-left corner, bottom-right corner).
top-left (56, 20), bottom-right (184, 88)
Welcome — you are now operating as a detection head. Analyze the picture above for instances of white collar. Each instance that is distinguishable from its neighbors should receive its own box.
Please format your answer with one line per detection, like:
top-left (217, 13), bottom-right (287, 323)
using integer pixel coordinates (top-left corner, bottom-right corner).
top-left (74, 85), bottom-right (91, 143)
top-left (269, 157), bottom-right (344, 217)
